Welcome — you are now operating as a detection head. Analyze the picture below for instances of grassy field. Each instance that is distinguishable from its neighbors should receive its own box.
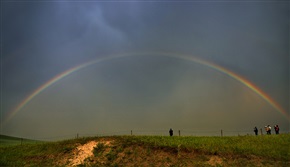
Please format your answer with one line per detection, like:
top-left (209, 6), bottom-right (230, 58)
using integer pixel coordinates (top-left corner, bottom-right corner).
top-left (0, 134), bottom-right (289, 166)
top-left (0, 135), bottom-right (42, 146)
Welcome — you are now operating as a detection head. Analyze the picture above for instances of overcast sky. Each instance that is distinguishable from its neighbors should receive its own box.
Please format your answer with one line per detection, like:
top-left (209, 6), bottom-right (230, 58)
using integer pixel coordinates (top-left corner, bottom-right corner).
top-left (1, 1), bottom-right (289, 139)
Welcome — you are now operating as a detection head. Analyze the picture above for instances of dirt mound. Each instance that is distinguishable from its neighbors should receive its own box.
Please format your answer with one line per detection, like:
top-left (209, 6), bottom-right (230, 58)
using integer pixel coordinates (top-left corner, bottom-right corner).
top-left (61, 139), bottom-right (225, 166)
top-left (56, 137), bottom-right (286, 167)
top-left (68, 141), bottom-right (97, 166)
top-left (65, 140), bottom-right (112, 166)
top-left (208, 156), bottom-right (223, 166)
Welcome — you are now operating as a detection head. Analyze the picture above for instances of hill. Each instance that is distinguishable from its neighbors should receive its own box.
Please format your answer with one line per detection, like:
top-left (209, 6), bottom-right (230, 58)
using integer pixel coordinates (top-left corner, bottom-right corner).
top-left (0, 134), bottom-right (289, 166)
top-left (0, 134), bottom-right (41, 146)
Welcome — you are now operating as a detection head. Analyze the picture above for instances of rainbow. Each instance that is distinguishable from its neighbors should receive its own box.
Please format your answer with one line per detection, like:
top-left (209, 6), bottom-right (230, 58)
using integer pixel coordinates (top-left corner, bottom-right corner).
top-left (3, 52), bottom-right (289, 125)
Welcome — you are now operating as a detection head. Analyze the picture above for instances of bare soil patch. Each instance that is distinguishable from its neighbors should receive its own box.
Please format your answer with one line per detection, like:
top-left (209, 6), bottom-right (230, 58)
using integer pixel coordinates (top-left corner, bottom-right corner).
top-left (67, 140), bottom-right (112, 166)
top-left (208, 155), bottom-right (223, 166)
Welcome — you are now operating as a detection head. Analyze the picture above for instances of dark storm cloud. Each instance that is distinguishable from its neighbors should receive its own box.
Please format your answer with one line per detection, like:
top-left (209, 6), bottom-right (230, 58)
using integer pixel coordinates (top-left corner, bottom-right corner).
top-left (1, 1), bottom-right (289, 139)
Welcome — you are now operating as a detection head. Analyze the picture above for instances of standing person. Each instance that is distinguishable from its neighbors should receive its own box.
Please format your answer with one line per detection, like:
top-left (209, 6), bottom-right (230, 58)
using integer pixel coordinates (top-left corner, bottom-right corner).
top-left (274, 125), bottom-right (279, 134)
top-left (254, 127), bottom-right (258, 136)
top-left (265, 126), bottom-right (269, 134)
top-left (169, 128), bottom-right (173, 136)
top-left (268, 125), bottom-right (271, 135)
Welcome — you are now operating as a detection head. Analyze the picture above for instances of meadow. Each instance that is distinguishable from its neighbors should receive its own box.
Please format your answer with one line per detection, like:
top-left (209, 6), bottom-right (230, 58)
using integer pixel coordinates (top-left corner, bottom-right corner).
top-left (0, 135), bottom-right (42, 146)
top-left (0, 134), bottom-right (289, 166)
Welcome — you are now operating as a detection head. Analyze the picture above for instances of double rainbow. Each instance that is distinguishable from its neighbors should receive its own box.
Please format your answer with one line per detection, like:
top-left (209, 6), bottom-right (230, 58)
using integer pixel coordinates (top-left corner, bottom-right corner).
top-left (3, 52), bottom-right (289, 125)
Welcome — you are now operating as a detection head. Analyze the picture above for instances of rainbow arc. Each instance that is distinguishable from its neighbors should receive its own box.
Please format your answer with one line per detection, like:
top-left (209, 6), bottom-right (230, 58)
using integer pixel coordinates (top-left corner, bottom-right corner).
top-left (3, 52), bottom-right (289, 125)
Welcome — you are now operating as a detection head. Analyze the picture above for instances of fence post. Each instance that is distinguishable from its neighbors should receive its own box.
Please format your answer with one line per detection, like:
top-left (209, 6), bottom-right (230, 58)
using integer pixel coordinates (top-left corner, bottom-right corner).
top-left (178, 130), bottom-right (180, 137)
top-left (260, 128), bottom-right (263, 135)
top-left (131, 130), bottom-right (132, 136)
top-left (76, 133), bottom-right (79, 139)
top-left (221, 130), bottom-right (223, 137)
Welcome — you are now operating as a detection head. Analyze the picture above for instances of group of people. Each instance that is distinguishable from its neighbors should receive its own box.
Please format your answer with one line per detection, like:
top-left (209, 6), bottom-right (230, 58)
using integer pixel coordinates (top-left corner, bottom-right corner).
top-left (253, 125), bottom-right (280, 135)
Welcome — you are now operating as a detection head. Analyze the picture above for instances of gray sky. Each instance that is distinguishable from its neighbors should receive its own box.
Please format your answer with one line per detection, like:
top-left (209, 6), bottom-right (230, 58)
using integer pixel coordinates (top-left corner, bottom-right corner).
top-left (1, 1), bottom-right (289, 139)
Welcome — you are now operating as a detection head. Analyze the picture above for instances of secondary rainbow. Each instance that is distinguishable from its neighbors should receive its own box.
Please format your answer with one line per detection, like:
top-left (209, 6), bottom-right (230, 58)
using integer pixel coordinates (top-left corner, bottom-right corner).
top-left (3, 52), bottom-right (289, 125)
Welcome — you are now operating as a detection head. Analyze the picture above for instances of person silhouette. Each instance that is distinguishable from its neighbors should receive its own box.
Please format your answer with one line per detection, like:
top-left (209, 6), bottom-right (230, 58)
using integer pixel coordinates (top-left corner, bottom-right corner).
top-left (274, 125), bottom-right (279, 134)
top-left (169, 128), bottom-right (173, 136)
top-left (254, 127), bottom-right (258, 136)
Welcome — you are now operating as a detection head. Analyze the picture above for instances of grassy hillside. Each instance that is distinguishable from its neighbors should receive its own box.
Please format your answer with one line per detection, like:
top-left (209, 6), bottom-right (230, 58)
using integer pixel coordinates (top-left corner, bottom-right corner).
top-left (0, 134), bottom-right (41, 146)
top-left (0, 134), bottom-right (289, 166)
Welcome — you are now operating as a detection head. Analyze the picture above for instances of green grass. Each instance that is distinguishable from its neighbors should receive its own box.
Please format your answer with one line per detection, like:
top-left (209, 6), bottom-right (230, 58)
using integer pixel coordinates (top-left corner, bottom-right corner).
top-left (0, 136), bottom-right (100, 166)
top-left (0, 134), bottom-right (289, 166)
top-left (0, 134), bottom-right (42, 147)
top-left (118, 134), bottom-right (290, 161)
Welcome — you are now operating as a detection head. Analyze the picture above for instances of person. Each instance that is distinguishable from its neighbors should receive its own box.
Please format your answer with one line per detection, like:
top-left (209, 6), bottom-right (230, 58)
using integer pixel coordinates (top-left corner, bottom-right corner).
top-left (274, 125), bottom-right (279, 134)
top-left (254, 127), bottom-right (258, 136)
top-left (265, 126), bottom-right (269, 134)
top-left (268, 125), bottom-right (271, 135)
top-left (169, 128), bottom-right (173, 136)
